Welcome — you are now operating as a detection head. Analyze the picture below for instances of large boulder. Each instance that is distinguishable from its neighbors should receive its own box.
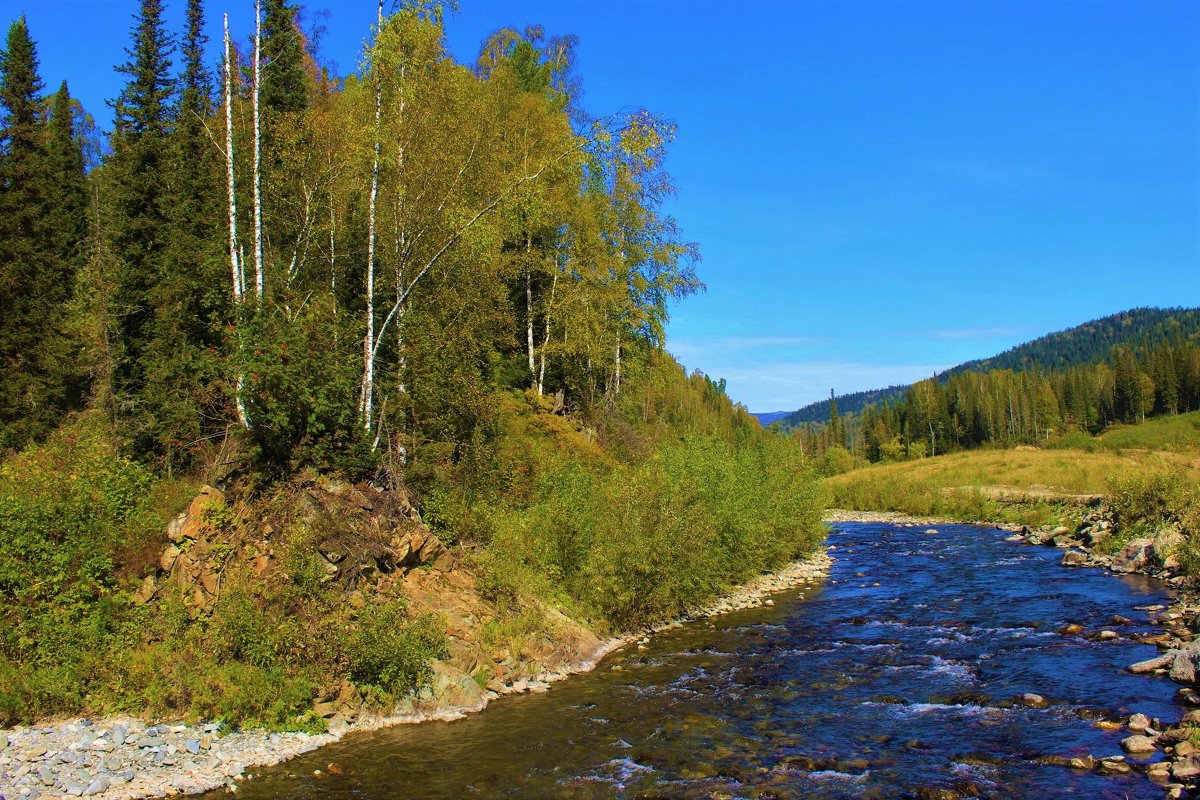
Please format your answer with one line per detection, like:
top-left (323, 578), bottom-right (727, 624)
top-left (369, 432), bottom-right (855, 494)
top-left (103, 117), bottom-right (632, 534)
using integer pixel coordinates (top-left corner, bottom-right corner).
top-left (1170, 641), bottom-right (1200, 685)
top-left (1061, 550), bottom-right (1089, 567)
top-left (167, 485), bottom-right (226, 543)
top-left (1150, 528), bottom-right (1186, 572)
top-left (1111, 538), bottom-right (1155, 573)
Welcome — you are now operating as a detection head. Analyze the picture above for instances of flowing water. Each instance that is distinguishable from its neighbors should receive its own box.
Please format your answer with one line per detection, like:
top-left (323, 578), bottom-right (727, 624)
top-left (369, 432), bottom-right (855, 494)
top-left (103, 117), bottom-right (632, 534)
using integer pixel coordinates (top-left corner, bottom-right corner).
top-left (226, 522), bottom-right (1182, 799)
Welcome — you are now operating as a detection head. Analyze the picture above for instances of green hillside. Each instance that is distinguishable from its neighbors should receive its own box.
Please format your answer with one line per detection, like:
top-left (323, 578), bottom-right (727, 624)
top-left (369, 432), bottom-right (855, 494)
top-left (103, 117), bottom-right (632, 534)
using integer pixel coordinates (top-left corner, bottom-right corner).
top-left (775, 307), bottom-right (1200, 428)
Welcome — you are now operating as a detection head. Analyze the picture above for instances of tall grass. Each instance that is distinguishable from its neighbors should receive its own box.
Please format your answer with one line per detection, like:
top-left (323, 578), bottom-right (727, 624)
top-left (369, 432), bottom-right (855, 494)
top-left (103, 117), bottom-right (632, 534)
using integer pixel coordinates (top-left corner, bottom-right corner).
top-left (483, 435), bottom-right (827, 631)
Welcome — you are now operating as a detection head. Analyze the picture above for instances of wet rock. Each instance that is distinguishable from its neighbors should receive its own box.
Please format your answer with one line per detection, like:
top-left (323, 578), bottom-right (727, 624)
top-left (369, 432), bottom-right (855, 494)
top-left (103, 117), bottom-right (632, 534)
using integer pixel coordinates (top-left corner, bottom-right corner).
top-left (1147, 761), bottom-right (1173, 782)
top-left (1096, 757), bottom-right (1131, 775)
top-left (1173, 755), bottom-right (1200, 781)
top-left (1128, 654), bottom-right (1173, 674)
top-left (1017, 693), bottom-right (1046, 707)
top-left (1059, 623), bottom-right (1084, 636)
top-left (1093, 630), bottom-right (1119, 641)
top-left (1128, 713), bottom-right (1153, 732)
top-left (1061, 550), bottom-right (1089, 567)
top-left (1170, 643), bottom-right (1200, 684)
top-left (1120, 734), bottom-right (1158, 753)
top-left (1111, 538), bottom-right (1154, 573)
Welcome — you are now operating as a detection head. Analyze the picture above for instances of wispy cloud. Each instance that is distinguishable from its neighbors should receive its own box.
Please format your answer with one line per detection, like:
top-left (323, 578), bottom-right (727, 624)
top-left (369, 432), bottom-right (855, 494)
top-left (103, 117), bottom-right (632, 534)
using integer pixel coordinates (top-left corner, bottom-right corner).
top-left (668, 335), bottom-right (821, 360)
top-left (911, 155), bottom-right (1049, 189)
top-left (713, 360), bottom-right (953, 412)
top-left (925, 324), bottom-right (1034, 341)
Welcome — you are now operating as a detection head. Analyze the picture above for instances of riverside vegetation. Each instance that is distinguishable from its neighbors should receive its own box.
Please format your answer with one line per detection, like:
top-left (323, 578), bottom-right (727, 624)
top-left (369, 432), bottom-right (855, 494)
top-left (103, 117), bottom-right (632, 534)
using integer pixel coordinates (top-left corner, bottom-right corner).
top-left (0, 0), bottom-right (826, 744)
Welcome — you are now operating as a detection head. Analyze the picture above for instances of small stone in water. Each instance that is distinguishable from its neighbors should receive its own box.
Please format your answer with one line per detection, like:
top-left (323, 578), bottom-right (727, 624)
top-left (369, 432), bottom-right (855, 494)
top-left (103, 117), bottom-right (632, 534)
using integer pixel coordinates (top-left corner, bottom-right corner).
top-left (1120, 734), bottom-right (1158, 753)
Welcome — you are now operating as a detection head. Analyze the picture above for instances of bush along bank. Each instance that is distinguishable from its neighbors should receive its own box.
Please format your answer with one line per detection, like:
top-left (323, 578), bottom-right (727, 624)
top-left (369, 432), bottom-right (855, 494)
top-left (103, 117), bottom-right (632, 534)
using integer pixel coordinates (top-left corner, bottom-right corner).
top-left (0, 469), bottom-right (829, 800)
top-left (1011, 469), bottom-right (1200, 796)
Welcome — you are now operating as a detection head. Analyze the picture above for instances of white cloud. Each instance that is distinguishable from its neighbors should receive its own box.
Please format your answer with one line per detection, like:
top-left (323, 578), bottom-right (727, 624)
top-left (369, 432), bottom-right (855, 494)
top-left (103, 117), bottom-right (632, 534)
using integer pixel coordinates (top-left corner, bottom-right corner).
top-left (713, 360), bottom-right (953, 412)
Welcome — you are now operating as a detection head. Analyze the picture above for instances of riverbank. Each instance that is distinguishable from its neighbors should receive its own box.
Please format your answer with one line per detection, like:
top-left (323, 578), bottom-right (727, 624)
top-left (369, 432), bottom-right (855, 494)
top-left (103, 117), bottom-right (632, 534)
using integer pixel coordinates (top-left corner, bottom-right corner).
top-left (0, 548), bottom-right (831, 800)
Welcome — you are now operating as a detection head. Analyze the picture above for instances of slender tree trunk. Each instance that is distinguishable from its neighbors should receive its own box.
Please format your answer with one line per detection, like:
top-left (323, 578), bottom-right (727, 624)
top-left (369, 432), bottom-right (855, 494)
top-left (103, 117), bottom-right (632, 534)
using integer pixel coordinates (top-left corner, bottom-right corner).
top-left (252, 0), bottom-right (264, 302)
top-left (361, 0), bottom-right (384, 433)
top-left (328, 195), bottom-right (336, 313)
top-left (614, 338), bottom-right (622, 395)
top-left (537, 271), bottom-right (557, 395)
top-left (225, 14), bottom-right (249, 429)
top-left (525, 233), bottom-right (535, 381)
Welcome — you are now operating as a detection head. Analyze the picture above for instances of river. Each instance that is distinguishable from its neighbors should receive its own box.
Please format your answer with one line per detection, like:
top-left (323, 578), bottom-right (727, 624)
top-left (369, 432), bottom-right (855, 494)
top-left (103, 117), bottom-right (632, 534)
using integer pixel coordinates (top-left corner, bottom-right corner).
top-left (221, 521), bottom-right (1180, 799)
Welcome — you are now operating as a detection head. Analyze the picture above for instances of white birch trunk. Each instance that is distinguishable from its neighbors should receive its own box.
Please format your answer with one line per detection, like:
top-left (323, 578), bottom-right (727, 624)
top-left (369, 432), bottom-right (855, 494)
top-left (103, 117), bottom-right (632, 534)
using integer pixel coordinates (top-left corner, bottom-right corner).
top-left (224, 14), bottom-right (249, 429)
top-left (361, 0), bottom-right (383, 432)
top-left (525, 234), bottom-right (535, 380)
top-left (252, 0), bottom-right (264, 302)
top-left (537, 271), bottom-right (557, 395)
top-left (614, 338), bottom-right (621, 395)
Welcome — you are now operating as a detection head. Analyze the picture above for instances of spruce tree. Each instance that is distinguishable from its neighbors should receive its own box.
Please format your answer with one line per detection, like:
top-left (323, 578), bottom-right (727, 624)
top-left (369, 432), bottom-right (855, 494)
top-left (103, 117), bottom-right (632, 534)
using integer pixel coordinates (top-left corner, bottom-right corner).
top-left (108, 0), bottom-right (176, 455)
top-left (0, 16), bottom-right (48, 450)
top-left (45, 82), bottom-right (88, 285)
top-left (261, 0), bottom-right (308, 114)
top-left (0, 22), bottom-right (88, 451)
top-left (149, 0), bottom-right (227, 468)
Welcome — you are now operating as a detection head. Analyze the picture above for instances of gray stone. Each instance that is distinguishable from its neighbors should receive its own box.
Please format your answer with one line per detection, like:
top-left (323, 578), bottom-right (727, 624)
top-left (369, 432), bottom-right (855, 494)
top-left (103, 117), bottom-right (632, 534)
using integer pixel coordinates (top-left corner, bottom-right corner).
top-left (138, 736), bottom-right (165, 748)
top-left (82, 777), bottom-right (110, 796)
top-left (1170, 643), bottom-right (1200, 684)
top-left (25, 745), bottom-right (47, 759)
top-left (186, 739), bottom-right (201, 755)
top-left (38, 765), bottom-right (55, 784)
top-left (1061, 550), bottom-right (1089, 567)
top-left (110, 725), bottom-right (127, 746)
top-left (1112, 538), bottom-right (1154, 573)
top-left (1173, 755), bottom-right (1200, 781)
top-left (1120, 734), bottom-right (1158, 753)
top-left (1128, 713), bottom-right (1152, 732)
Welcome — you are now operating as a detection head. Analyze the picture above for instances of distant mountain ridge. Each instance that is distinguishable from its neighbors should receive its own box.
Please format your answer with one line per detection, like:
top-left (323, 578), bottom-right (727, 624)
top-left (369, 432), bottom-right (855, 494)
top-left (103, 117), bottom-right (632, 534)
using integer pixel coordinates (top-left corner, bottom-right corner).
top-left (759, 307), bottom-right (1200, 429)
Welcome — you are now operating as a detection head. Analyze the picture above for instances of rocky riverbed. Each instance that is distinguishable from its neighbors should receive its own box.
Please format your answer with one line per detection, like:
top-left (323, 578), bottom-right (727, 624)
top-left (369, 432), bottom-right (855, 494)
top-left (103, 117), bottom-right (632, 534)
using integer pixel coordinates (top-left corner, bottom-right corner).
top-left (1011, 506), bottom-right (1200, 798)
top-left (0, 550), bottom-right (831, 800)
top-left (825, 506), bottom-right (1200, 798)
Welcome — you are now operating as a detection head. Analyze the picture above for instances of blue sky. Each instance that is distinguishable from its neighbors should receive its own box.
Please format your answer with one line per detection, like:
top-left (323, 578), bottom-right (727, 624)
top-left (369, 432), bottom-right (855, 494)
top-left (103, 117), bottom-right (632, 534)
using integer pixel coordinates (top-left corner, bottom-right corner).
top-left (14, 0), bottom-right (1200, 412)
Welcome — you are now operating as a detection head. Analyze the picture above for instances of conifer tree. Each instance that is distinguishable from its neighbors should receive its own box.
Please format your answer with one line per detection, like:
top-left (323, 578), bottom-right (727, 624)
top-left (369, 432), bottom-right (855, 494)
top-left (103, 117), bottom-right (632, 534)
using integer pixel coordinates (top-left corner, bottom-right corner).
top-left (260, 0), bottom-right (308, 114)
top-left (0, 16), bottom-right (49, 449)
top-left (108, 0), bottom-right (176, 455)
top-left (45, 82), bottom-right (87, 284)
top-left (146, 0), bottom-right (227, 466)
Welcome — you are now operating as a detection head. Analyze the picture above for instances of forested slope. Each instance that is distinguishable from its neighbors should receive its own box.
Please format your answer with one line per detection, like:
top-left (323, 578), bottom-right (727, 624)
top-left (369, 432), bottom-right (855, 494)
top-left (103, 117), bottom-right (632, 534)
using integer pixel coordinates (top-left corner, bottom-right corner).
top-left (777, 307), bottom-right (1199, 427)
top-left (0, 3), bottom-right (825, 729)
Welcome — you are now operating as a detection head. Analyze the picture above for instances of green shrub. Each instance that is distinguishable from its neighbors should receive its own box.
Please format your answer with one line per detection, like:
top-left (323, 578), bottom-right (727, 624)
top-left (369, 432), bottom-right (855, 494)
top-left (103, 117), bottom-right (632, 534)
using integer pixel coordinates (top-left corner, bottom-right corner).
top-left (486, 435), bottom-right (826, 631)
top-left (346, 601), bottom-right (447, 696)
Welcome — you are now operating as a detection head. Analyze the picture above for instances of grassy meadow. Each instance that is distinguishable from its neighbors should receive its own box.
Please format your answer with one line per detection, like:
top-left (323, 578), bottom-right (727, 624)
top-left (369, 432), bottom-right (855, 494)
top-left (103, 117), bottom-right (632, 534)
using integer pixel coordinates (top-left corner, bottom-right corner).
top-left (824, 411), bottom-right (1200, 527)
